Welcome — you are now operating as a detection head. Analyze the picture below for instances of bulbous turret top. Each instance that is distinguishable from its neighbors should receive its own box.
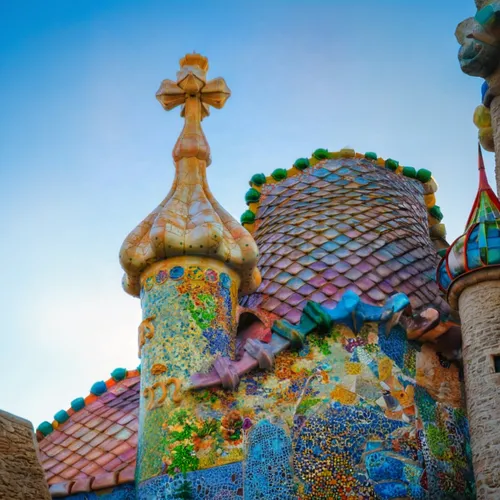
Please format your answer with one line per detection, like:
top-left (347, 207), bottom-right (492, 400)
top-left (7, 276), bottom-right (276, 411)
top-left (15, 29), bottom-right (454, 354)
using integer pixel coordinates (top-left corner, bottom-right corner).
top-left (119, 54), bottom-right (261, 297)
top-left (437, 145), bottom-right (500, 303)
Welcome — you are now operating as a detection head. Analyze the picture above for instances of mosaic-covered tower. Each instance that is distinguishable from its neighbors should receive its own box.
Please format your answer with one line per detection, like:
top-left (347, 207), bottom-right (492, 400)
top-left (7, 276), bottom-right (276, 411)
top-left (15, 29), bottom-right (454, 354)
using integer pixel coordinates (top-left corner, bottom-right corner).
top-left (437, 146), bottom-right (500, 499)
top-left (119, 53), bottom-right (260, 489)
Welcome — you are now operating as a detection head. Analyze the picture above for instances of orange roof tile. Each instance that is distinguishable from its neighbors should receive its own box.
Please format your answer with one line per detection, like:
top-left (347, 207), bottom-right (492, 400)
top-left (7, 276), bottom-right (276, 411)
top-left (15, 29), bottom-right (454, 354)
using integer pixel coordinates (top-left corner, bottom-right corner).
top-left (38, 371), bottom-right (140, 495)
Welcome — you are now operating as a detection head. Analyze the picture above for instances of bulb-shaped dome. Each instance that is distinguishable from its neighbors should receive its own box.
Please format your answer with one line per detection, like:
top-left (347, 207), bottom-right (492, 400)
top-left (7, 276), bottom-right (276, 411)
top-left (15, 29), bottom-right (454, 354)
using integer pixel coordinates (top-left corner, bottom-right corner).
top-left (437, 145), bottom-right (500, 303)
top-left (119, 54), bottom-right (261, 297)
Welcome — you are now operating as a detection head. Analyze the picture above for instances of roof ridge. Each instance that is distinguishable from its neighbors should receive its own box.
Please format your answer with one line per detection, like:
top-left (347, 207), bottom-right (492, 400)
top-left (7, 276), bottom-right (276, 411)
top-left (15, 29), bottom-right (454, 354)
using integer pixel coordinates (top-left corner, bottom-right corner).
top-left (239, 148), bottom-right (444, 243)
top-left (36, 366), bottom-right (140, 441)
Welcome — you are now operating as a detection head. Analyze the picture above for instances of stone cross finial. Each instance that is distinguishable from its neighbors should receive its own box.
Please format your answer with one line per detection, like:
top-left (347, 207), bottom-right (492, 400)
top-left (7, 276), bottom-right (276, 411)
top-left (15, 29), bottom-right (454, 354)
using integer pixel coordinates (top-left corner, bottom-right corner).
top-left (156, 53), bottom-right (231, 166)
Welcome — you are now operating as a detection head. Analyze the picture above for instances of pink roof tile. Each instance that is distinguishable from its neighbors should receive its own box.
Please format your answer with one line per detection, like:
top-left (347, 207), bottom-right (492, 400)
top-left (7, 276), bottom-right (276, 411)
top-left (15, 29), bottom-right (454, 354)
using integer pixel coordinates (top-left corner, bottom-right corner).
top-left (38, 373), bottom-right (139, 494)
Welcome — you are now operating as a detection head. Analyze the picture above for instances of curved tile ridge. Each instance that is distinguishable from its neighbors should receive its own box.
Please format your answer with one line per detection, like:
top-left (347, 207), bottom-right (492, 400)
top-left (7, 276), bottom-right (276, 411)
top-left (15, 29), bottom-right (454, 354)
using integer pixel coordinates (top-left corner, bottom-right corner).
top-left (240, 148), bottom-right (445, 247)
top-left (36, 367), bottom-right (140, 441)
top-left (119, 53), bottom-right (261, 298)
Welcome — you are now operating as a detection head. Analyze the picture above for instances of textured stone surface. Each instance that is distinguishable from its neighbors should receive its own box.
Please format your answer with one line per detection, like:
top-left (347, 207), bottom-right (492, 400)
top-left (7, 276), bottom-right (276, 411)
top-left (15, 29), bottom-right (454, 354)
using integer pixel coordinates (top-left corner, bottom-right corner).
top-left (0, 410), bottom-right (51, 500)
top-left (489, 96), bottom-right (500, 194)
top-left (459, 280), bottom-right (500, 499)
top-left (241, 158), bottom-right (448, 323)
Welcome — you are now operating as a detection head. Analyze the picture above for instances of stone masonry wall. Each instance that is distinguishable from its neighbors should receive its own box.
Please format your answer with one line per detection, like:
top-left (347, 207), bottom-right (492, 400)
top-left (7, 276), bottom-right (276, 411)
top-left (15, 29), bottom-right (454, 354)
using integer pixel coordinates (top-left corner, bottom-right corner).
top-left (0, 409), bottom-right (51, 500)
top-left (489, 96), bottom-right (500, 195)
top-left (459, 280), bottom-right (500, 500)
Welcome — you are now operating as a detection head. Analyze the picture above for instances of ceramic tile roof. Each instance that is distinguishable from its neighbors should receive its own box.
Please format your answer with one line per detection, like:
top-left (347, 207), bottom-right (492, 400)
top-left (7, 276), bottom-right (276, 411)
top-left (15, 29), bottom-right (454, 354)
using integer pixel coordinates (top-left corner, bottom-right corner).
top-left (241, 157), bottom-right (449, 324)
top-left (38, 372), bottom-right (140, 497)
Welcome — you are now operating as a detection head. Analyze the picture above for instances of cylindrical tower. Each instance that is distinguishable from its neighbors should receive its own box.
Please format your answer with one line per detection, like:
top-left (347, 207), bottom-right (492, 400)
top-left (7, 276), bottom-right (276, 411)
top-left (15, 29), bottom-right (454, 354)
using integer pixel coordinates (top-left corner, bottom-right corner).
top-left (119, 54), bottom-right (260, 488)
top-left (437, 146), bottom-right (500, 499)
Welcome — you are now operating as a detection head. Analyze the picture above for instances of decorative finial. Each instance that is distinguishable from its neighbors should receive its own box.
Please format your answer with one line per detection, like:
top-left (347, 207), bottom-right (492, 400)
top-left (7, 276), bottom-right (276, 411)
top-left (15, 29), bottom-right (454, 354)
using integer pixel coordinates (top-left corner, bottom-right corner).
top-left (155, 53), bottom-right (230, 165)
top-left (120, 54), bottom-right (261, 297)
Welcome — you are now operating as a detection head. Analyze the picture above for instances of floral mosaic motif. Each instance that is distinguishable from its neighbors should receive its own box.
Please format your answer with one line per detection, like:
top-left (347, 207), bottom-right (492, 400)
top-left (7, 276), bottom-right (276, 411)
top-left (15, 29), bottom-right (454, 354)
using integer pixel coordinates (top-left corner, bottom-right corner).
top-left (205, 269), bottom-right (218, 282)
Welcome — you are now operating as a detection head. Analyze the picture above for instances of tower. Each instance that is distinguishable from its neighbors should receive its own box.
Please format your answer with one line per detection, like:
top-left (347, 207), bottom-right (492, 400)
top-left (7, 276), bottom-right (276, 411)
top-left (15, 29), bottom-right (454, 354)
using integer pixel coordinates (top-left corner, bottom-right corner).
top-left (437, 146), bottom-right (500, 499)
top-left (119, 53), bottom-right (260, 488)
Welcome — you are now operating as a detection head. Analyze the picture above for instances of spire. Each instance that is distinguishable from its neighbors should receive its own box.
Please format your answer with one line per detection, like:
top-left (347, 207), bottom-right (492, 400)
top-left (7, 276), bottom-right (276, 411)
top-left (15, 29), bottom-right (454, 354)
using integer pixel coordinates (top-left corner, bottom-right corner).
top-left (465, 143), bottom-right (500, 229)
top-left (119, 54), bottom-right (261, 297)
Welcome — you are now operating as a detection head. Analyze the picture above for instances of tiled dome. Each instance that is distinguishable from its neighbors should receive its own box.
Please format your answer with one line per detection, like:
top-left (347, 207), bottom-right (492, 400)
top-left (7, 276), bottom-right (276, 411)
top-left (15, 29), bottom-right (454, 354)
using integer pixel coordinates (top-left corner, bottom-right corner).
top-left (437, 145), bottom-right (500, 297)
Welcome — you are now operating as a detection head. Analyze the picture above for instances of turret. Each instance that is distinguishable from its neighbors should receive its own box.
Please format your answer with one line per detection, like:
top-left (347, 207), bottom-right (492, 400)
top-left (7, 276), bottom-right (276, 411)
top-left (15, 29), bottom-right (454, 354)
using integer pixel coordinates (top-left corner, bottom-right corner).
top-left (437, 145), bottom-right (500, 499)
top-left (119, 53), bottom-right (260, 486)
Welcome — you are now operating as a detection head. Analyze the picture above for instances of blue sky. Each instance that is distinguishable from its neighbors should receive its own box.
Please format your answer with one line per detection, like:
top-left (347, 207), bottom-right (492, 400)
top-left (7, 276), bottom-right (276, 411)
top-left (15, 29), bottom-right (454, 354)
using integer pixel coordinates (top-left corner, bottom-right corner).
top-left (0, 0), bottom-right (490, 427)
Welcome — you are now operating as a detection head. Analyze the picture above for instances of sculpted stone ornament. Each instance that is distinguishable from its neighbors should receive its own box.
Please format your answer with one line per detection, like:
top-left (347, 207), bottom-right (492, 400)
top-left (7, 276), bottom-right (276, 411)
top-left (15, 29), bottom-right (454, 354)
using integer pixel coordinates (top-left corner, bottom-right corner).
top-left (456, 16), bottom-right (500, 78)
top-left (143, 378), bottom-right (183, 410)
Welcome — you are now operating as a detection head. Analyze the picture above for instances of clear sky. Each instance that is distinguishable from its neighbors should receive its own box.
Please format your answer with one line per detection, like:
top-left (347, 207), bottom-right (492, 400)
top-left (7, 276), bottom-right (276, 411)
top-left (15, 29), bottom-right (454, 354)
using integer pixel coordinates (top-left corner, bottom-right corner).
top-left (0, 0), bottom-right (491, 428)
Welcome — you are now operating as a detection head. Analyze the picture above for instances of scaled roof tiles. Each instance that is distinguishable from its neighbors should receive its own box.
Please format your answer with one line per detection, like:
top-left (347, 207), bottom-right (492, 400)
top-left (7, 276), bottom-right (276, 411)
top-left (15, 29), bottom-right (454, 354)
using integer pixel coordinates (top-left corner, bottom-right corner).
top-left (241, 157), bottom-right (449, 323)
top-left (38, 373), bottom-right (140, 497)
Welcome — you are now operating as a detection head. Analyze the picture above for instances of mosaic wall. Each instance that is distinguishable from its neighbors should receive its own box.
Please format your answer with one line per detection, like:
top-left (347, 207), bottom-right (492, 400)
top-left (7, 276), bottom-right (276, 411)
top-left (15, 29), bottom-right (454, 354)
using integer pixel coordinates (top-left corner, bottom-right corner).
top-left (137, 256), bottom-right (241, 484)
top-left (136, 313), bottom-right (474, 499)
top-left (62, 484), bottom-right (136, 499)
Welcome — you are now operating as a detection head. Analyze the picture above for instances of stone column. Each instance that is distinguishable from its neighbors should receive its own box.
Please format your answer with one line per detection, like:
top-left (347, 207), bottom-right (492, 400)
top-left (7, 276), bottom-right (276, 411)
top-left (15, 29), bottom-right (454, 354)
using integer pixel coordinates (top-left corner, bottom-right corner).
top-left (488, 94), bottom-right (500, 193)
top-left (0, 410), bottom-right (51, 500)
top-left (452, 275), bottom-right (500, 499)
top-left (456, 2), bottom-right (500, 193)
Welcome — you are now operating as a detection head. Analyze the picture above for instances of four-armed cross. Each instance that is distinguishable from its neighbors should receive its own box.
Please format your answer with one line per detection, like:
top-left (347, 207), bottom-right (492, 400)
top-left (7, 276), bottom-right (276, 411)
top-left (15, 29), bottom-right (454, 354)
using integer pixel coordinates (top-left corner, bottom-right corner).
top-left (156, 53), bottom-right (231, 165)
